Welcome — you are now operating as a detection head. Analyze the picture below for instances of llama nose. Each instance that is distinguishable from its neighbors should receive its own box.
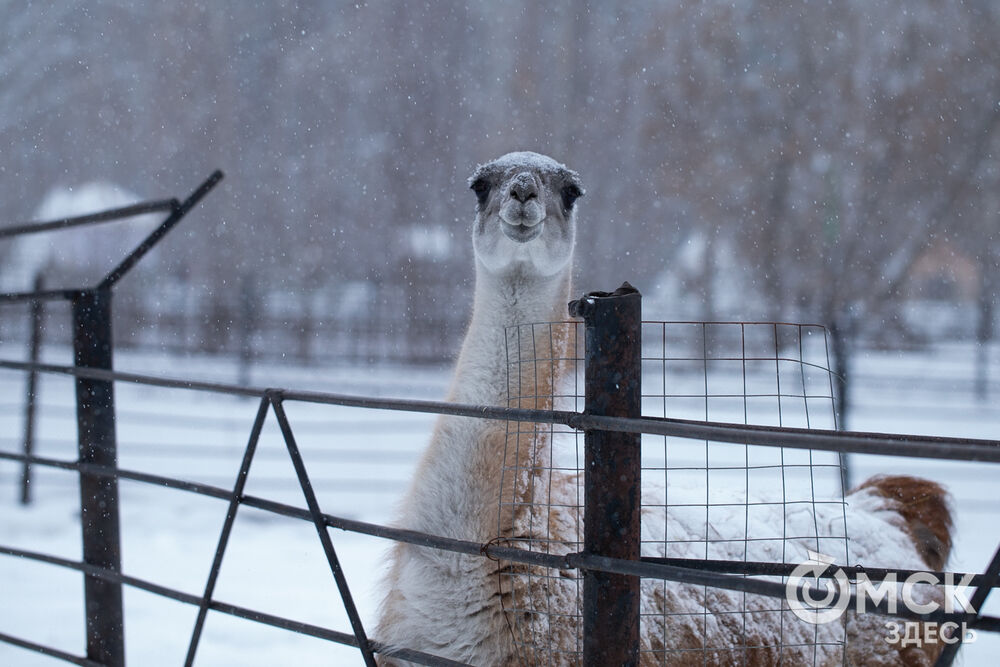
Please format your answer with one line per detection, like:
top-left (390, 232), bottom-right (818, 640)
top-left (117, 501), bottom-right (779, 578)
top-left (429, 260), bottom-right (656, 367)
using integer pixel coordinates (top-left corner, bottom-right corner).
top-left (509, 173), bottom-right (538, 203)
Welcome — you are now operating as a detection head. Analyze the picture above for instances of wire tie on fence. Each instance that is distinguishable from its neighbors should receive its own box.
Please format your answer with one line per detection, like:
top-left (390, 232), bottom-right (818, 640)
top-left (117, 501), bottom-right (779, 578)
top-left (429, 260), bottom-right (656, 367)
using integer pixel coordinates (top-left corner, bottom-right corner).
top-left (480, 536), bottom-right (509, 562)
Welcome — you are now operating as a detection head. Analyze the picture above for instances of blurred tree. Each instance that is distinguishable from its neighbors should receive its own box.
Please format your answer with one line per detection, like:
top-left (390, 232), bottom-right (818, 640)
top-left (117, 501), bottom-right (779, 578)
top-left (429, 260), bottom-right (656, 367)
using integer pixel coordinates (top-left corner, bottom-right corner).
top-left (0, 0), bottom-right (996, 373)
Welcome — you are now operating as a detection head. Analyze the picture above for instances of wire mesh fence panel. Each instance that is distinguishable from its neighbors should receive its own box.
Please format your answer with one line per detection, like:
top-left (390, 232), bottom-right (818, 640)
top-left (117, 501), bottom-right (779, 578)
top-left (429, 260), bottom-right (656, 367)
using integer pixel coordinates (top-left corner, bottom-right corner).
top-left (499, 321), bottom-right (586, 665)
top-left (500, 320), bottom-right (851, 665)
top-left (641, 322), bottom-right (849, 665)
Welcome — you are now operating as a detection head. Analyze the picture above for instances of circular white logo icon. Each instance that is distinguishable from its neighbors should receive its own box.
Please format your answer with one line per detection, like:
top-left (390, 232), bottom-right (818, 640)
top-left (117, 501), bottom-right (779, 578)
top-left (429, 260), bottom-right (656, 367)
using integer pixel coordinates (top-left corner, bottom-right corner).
top-left (786, 550), bottom-right (851, 625)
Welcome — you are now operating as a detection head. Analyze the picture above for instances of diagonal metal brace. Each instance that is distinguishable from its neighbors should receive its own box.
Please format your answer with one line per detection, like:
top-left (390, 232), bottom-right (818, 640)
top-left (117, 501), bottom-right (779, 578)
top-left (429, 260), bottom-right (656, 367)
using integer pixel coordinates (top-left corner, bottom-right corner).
top-left (184, 396), bottom-right (270, 667)
top-left (100, 170), bottom-right (224, 289)
top-left (269, 391), bottom-right (378, 667)
top-left (934, 543), bottom-right (1000, 666)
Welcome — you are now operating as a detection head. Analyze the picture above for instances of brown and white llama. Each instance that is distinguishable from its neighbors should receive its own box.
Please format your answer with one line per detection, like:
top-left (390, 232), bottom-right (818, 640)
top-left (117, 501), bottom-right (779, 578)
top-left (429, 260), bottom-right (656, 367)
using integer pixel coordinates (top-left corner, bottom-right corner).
top-left (375, 152), bottom-right (952, 666)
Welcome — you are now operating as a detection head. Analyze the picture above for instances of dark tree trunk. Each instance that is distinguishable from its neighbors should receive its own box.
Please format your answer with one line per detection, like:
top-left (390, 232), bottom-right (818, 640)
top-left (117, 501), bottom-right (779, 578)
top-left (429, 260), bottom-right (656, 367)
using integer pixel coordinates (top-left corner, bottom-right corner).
top-left (976, 251), bottom-right (996, 401)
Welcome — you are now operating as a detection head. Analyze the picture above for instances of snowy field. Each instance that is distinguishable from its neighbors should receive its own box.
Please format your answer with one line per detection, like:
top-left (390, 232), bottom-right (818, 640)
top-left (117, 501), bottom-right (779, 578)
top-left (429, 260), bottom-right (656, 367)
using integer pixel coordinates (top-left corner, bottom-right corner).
top-left (1, 340), bottom-right (998, 665)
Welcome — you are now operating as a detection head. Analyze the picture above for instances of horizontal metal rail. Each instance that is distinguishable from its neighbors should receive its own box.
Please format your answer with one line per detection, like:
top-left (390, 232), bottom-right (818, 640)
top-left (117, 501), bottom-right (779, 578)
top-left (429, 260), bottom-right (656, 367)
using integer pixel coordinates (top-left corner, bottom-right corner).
top-left (0, 200), bottom-right (178, 239)
top-left (0, 356), bottom-right (998, 463)
top-left (0, 287), bottom-right (89, 304)
top-left (639, 556), bottom-right (1000, 590)
top-left (0, 544), bottom-right (466, 667)
top-left (2, 447), bottom-right (998, 637)
top-left (0, 170), bottom-right (223, 304)
top-left (8, 526), bottom-right (997, 666)
top-left (0, 630), bottom-right (102, 667)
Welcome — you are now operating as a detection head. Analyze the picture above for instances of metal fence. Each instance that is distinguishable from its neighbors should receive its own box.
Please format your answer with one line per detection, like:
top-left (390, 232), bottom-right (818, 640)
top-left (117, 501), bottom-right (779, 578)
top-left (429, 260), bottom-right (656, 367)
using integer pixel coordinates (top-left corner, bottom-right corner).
top-left (1, 191), bottom-right (1000, 666)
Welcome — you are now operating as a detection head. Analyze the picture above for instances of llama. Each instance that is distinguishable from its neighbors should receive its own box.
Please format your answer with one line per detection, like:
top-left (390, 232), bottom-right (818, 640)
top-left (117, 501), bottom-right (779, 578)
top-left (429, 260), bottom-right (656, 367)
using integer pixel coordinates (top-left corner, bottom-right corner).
top-left (375, 152), bottom-right (952, 666)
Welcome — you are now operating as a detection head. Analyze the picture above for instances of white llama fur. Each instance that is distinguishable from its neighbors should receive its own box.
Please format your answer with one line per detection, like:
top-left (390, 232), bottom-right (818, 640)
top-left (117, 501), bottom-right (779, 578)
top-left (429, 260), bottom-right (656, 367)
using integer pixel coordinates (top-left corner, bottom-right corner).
top-left (374, 152), bottom-right (949, 666)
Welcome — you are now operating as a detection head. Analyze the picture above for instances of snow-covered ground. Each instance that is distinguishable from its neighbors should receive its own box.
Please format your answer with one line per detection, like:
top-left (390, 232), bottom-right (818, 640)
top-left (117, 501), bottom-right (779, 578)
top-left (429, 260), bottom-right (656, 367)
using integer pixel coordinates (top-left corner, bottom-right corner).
top-left (0, 341), bottom-right (998, 665)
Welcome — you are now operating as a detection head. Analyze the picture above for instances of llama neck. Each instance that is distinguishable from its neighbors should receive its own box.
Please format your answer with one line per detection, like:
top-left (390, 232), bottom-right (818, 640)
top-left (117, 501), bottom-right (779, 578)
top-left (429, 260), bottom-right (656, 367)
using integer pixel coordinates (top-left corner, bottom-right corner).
top-left (403, 262), bottom-right (572, 541)
top-left (448, 263), bottom-right (572, 407)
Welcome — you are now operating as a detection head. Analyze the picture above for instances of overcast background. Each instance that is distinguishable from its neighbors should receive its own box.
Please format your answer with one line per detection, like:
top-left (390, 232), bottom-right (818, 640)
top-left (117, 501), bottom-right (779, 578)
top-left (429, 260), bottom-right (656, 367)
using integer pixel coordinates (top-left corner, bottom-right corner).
top-left (1, 1), bottom-right (997, 374)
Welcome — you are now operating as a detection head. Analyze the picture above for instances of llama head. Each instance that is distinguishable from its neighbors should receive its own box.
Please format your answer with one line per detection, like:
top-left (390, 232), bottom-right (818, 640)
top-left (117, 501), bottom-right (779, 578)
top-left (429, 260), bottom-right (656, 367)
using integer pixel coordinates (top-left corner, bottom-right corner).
top-left (469, 151), bottom-right (583, 279)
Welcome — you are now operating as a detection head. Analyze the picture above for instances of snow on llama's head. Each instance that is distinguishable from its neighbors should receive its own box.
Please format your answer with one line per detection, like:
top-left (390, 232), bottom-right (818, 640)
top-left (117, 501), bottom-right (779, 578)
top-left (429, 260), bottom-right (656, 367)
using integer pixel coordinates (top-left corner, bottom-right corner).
top-left (468, 151), bottom-right (583, 279)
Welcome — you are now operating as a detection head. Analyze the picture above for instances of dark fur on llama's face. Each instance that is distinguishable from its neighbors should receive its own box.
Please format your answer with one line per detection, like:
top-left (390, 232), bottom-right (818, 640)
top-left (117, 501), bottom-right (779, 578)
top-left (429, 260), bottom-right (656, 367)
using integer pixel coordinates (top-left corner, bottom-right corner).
top-left (468, 151), bottom-right (583, 279)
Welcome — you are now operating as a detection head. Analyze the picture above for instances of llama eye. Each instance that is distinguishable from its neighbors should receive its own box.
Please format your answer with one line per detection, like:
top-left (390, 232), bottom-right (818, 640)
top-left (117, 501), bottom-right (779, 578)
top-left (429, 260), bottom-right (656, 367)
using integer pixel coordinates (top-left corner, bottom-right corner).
top-left (561, 184), bottom-right (582, 210)
top-left (470, 178), bottom-right (491, 206)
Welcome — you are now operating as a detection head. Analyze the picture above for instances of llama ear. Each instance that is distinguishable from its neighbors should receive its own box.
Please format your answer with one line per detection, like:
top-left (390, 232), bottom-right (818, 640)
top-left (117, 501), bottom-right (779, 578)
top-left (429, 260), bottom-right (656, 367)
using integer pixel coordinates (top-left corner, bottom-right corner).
top-left (561, 183), bottom-right (583, 211)
top-left (470, 178), bottom-right (491, 207)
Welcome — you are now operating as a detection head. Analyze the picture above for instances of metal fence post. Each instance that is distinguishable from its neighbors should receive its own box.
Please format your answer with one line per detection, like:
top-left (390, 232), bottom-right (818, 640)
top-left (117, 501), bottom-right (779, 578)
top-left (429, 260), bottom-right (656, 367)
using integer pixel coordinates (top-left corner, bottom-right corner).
top-left (19, 273), bottom-right (45, 505)
top-left (569, 282), bottom-right (642, 666)
top-left (73, 287), bottom-right (125, 667)
top-left (237, 272), bottom-right (256, 388)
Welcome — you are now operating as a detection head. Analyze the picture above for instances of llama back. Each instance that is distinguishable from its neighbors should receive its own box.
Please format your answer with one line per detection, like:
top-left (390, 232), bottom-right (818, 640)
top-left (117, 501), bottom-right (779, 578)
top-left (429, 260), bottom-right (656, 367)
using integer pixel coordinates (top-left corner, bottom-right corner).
top-left (842, 476), bottom-right (953, 666)
top-left (501, 476), bottom-right (951, 665)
